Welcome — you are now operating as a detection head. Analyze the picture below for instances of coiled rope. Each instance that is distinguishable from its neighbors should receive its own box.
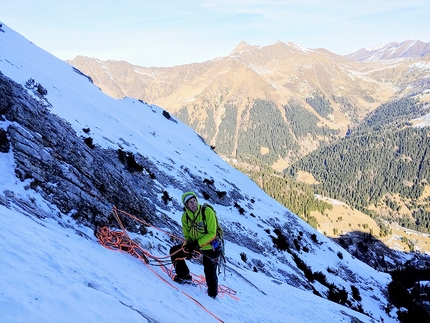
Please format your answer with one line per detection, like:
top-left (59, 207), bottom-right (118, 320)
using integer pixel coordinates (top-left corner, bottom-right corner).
top-left (96, 206), bottom-right (239, 322)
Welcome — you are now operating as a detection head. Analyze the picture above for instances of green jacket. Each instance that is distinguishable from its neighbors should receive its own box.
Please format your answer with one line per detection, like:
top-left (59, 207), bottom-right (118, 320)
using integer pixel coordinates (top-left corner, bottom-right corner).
top-left (181, 192), bottom-right (217, 251)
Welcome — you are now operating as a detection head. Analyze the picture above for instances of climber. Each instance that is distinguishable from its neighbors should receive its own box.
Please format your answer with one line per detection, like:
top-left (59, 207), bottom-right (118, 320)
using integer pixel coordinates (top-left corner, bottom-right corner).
top-left (170, 191), bottom-right (221, 299)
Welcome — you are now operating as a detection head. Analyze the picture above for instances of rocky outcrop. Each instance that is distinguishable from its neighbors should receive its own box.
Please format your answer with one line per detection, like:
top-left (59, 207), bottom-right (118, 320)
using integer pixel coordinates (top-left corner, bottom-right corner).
top-left (0, 71), bottom-right (174, 232)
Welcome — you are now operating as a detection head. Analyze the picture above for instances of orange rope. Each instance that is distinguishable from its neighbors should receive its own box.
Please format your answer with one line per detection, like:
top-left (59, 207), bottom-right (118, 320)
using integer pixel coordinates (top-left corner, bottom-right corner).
top-left (113, 206), bottom-right (180, 241)
top-left (96, 225), bottom-right (237, 299)
top-left (96, 206), bottom-right (239, 322)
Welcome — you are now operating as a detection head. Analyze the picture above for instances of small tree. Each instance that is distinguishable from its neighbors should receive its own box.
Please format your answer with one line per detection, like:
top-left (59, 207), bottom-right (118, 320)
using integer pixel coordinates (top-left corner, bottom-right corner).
top-left (240, 252), bottom-right (247, 263)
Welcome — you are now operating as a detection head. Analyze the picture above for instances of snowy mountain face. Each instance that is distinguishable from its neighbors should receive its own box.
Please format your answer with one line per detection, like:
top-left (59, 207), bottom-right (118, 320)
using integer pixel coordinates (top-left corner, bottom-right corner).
top-left (345, 40), bottom-right (430, 62)
top-left (0, 22), bottom-right (400, 322)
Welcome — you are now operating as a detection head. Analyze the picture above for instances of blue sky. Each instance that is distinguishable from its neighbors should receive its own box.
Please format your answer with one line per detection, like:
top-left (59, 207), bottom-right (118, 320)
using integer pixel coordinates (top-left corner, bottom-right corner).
top-left (2, 0), bottom-right (430, 67)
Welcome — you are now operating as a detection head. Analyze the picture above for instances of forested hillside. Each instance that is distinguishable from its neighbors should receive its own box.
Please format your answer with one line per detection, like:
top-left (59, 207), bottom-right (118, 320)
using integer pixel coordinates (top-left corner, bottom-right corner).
top-left (233, 160), bottom-right (332, 229)
top-left (177, 98), bottom-right (339, 166)
top-left (287, 96), bottom-right (430, 233)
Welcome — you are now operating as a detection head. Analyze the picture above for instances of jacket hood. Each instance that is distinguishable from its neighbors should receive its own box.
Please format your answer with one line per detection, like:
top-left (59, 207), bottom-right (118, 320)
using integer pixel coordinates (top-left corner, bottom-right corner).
top-left (182, 191), bottom-right (198, 208)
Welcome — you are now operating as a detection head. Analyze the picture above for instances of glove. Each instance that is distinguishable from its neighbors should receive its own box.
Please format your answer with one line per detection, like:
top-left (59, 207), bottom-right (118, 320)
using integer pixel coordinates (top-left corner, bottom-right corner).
top-left (183, 240), bottom-right (199, 253)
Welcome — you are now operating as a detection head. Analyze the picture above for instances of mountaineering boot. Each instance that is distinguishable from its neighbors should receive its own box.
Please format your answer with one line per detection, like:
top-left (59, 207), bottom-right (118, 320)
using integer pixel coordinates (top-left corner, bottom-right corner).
top-left (208, 290), bottom-right (218, 299)
top-left (173, 274), bottom-right (192, 284)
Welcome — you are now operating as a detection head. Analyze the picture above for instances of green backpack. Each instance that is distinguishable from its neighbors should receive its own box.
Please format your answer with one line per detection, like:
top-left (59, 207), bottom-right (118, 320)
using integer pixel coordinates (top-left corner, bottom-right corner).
top-left (201, 204), bottom-right (223, 238)
top-left (202, 203), bottom-right (227, 276)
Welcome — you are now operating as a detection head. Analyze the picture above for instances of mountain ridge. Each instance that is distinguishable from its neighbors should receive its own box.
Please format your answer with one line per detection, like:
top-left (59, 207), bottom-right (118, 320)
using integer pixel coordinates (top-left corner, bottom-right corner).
top-left (345, 40), bottom-right (430, 62)
top-left (69, 40), bottom-right (430, 172)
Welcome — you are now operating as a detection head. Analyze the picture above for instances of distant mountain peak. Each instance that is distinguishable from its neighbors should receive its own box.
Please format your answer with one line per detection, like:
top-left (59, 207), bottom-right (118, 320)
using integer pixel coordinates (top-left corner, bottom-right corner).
top-left (346, 39), bottom-right (430, 62)
top-left (366, 42), bottom-right (388, 51)
top-left (231, 41), bottom-right (257, 53)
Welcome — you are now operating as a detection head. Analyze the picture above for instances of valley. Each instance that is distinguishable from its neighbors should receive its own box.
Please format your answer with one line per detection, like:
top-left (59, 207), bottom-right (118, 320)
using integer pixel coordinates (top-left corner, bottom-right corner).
top-left (68, 40), bottom-right (430, 257)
